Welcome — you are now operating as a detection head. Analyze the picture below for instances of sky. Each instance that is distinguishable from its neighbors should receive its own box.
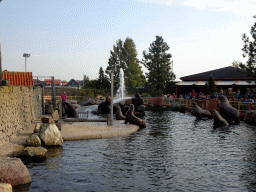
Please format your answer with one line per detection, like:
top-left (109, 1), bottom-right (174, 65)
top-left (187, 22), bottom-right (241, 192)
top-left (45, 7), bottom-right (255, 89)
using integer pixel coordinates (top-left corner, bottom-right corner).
top-left (0, 0), bottom-right (255, 82)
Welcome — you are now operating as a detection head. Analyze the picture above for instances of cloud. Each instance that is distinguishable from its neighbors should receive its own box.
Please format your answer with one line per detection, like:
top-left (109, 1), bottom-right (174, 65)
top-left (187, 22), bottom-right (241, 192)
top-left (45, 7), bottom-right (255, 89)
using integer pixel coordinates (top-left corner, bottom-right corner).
top-left (137, 0), bottom-right (173, 6)
top-left (181, 0), bottom-right (256, 15)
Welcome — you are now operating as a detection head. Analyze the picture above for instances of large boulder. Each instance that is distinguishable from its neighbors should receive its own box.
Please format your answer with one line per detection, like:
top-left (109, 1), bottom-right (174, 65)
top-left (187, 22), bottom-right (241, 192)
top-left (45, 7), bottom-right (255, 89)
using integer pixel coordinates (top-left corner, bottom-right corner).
top-left (0, 157), bottom-right (31, 186)
top-left (26, 134), bottom-right (41, 147)
top-left (51, 110), bottom-right (59, 123)
top-left (34, 123), bottom-right (42, 133)
top-left (13, 147), bottom-right (47, 163)
top-left (38, 124), bottom-right (63, 146)
top-left (0, 183), bottom-right (12, 191)
top-left (244, 110), bottom-right (256, 125)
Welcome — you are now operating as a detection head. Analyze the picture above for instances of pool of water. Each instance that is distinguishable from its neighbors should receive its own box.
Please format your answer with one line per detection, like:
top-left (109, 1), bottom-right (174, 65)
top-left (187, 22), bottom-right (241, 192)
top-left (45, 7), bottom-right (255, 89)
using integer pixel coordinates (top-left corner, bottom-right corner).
top-left (14, 111), bottom-right (256, 191)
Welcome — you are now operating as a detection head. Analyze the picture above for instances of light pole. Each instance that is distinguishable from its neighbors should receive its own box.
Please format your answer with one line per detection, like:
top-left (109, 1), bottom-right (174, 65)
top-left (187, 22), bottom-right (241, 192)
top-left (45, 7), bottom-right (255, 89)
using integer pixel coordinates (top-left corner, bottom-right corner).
top-left (23, 53), bottom-right (30, 72)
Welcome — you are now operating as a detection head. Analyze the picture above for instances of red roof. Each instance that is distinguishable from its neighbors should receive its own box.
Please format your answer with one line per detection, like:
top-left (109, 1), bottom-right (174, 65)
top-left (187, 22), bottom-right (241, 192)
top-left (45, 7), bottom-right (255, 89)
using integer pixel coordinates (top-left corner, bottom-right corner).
top-left (44, 79), bottom-right (61, 85)
top-left (2, 70), bottom-right (34, 86)
top-left (62, 82), bottom-right (67, 86)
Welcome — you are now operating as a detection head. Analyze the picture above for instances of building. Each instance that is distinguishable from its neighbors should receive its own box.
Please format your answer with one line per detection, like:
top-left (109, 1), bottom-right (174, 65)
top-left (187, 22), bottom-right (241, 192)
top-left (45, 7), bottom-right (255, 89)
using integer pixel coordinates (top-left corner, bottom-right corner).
top-left (176, 66), bottom-right (256, 97)
top-left (44, 79), bottom-right (61, 86)
top-left (2, 70), bottom-right (34, 86)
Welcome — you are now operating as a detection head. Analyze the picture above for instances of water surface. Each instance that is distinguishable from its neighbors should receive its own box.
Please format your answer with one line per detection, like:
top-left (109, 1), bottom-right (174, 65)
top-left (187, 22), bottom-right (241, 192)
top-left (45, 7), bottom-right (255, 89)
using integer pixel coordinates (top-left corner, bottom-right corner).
top-left (14, 111), bottom-right (256, 191)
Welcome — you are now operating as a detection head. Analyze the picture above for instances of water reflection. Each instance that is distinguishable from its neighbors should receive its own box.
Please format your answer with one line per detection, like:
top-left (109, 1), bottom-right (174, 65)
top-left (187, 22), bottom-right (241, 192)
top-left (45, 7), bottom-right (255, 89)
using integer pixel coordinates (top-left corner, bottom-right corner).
top-left (17, 111), bottom-right (256, 192)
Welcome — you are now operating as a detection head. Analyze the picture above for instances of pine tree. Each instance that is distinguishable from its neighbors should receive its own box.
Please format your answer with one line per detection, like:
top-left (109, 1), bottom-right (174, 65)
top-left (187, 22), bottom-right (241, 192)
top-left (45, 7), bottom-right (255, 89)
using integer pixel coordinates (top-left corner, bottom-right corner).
top-left (238, 15), bottom-right (256, 78)
top-left (142, 36), bottom-right (175, 94)
top-left (97, 67), bottom-right (110, 90)
top-left (122, 38), bottom-right (146, 93)
top-left (205, 75), bottom-right (217, 94)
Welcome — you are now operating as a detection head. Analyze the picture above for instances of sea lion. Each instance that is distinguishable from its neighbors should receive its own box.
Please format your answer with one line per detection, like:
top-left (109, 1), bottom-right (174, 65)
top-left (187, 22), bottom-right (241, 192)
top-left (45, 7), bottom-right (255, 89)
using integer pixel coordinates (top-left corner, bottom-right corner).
top-left (210, 109), bottom-right (229, 128)
top-left (218, 95), bottom-right (240, 124)
top-left (115, 106), bottom-right (126, 120)
top-left (63, 101), bottom-right (79, 118)
top-left (191, 102), bottom-right (211, 120)
top-left (125, 104), bottom-right (146, 128)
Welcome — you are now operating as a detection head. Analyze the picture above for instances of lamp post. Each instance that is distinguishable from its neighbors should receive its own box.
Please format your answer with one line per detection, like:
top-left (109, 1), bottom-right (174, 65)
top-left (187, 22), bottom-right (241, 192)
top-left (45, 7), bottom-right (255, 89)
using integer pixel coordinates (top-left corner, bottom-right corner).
top-left (23, 53), bottom-right (30, 72)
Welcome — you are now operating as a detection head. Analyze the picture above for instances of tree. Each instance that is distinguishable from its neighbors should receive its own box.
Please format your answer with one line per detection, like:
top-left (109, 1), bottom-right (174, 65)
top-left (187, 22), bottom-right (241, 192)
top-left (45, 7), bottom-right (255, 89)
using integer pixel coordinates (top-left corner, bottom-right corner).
top-left (105, 39), bottom-right (124, 88)
top-left (106, 38), bottom-right (146, 93)
top-left (122, 38), bottom-right (146, 93)
top-left (238, 15), bottom-right (256, 78)
top-left (142, 36), bottom-right (175, 94)
top-left (97, 67), bottom-right (110, 90)
top-left (205, 74), bottom-right (217, 95)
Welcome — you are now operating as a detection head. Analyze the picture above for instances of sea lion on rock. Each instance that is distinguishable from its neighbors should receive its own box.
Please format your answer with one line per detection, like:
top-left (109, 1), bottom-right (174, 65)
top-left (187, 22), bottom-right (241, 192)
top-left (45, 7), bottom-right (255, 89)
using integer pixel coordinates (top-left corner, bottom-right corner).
top-left (63, 101), bottom-right (79, 118)
top-left (116, 106), bottom-right (126, 120)
top-left (125, 104), bottom-right (146, 128)
top-left (218, 95), bottom-right (240, 124)
top-left (191, 102), bottom-right (211, 120)
top-left (210, 109), bottom-right (229, 128)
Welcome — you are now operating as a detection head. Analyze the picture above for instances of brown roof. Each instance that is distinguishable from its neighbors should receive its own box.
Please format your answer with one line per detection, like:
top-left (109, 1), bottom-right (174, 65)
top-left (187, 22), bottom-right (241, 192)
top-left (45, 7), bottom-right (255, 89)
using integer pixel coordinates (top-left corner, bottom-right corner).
top-left (44, 79), bottom-right (61, 85)
top-left (2, 70), bottom-right (34, 86)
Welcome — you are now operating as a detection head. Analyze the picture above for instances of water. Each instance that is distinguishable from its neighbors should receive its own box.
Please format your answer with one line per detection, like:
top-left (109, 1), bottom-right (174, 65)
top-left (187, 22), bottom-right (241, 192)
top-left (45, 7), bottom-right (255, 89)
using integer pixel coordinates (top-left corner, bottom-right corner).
top-left (14, 111), bottom-right (256, 192)
top-left (116, 68), bottom-right (126, 99)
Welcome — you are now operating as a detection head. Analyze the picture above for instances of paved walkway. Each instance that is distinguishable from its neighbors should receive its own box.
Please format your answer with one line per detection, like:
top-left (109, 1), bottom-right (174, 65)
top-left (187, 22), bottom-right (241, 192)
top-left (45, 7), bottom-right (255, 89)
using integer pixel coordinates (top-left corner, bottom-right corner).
top-left (0, 119), bottom-right (139, 157)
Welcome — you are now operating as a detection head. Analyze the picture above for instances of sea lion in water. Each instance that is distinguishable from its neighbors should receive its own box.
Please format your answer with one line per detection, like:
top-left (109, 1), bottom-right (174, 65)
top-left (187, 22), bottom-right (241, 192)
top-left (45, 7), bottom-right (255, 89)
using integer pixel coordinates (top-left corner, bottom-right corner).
top-left (125, 104), bottom-right (146, 128)
top-left (218, 95), bottom-right (240, 124)
top-left (116, 105), bottom-right (126, 120)
top-left (210, 109), bottom-right (229, 128)
top-left (191, 102), bottom-right (211, 120)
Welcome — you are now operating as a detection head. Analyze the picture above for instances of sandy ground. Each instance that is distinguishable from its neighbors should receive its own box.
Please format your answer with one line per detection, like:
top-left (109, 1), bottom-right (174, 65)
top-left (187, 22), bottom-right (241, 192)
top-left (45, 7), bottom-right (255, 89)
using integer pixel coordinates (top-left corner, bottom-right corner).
top-left (0, 118), bottom-right (139, 157)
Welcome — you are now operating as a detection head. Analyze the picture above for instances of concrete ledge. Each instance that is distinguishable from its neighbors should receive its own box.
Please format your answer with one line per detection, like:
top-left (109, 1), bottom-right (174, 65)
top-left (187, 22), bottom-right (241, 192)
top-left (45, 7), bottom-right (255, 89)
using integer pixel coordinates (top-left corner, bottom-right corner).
top-left (61, 121), bottom-right (139, 140)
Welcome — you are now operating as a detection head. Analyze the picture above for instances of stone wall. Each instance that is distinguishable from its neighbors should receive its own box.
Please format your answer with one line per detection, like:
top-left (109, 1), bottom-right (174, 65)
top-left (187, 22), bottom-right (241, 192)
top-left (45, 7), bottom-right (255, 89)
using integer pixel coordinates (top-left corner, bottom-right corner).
top-left (0, 86), bottom-right (42, 146)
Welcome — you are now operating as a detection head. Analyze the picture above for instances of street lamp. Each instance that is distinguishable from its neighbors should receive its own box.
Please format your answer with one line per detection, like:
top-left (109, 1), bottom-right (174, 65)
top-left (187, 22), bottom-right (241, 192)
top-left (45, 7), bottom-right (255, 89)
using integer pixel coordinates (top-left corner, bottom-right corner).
top-left (23, 53), bottom-right (30, 72)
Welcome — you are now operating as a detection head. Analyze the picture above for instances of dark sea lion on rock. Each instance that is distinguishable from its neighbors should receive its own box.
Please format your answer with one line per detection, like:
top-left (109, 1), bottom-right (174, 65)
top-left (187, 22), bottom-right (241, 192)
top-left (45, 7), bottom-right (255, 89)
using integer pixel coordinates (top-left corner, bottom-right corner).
top-left (63, 101), bottom-right (79, 118)
top-left (210, 109), bottom-right (229, 128)
top-left (218, 95), bottom-right (240, 124)
top-left (191, 102), bottom-right (211, 120)
top-left (125, 104), bottom-right (146, 128)
top-left (116, 106), bottom-right (126, 120)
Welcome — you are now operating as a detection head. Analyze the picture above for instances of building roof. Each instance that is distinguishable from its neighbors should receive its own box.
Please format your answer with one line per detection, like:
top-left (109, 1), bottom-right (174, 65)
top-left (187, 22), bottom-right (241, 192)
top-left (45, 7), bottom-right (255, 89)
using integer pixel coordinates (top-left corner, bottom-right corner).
top-left (66, 79), bottom-right (79, 86)
top-left (44, 79), bottom-right (61, 85)
top-left (2, 70), bottom-right (34, 86)
top-left (180, 66), bottom-right (256, 81)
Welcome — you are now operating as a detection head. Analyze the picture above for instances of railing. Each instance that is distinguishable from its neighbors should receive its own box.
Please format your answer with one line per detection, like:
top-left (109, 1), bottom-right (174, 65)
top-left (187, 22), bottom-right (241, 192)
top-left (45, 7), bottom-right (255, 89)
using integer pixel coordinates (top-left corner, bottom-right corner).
top-left (142, 97), bottom-right (256, 112)
top-left (55, 96), bottom-right (84, 103)
top-left (78, 111), bottom-right (89, 118)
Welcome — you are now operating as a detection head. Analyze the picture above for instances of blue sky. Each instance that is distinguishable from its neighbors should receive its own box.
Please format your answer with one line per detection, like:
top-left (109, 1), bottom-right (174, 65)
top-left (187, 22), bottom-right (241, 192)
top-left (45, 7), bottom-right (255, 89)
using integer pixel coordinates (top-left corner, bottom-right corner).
top-left (1, 0), bottom-right (255, 81)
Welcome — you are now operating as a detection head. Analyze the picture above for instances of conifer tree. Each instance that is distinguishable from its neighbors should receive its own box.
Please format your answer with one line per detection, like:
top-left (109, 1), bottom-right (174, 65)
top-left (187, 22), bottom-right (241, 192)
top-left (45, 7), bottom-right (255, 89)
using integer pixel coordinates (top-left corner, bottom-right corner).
top-left (205, 74), bottom-right (217, 94)
top-left (142, 36), bottom-right (175, 94)
top-left (238, 15), bottom-right (256, 78)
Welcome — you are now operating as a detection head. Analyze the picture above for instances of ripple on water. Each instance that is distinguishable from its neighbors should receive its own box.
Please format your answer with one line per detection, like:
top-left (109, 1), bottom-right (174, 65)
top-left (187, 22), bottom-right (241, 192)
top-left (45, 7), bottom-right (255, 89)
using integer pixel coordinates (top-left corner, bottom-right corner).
top-left (14, 111), bottom-right (256, 192)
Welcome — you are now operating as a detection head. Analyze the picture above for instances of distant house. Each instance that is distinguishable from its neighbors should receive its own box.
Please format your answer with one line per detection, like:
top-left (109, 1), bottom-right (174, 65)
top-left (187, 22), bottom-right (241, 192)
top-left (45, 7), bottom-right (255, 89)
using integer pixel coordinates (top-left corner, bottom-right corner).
top-left (33, 79), bottom-right (44, 86)
top-left (2, 70), bottom-right (34, 86)
top-left (66, 79), bottom-right (79, 87)
top-left (44, 79), bottom-right (61, 86)
top-left (76, 79), bottom-right (88, 87)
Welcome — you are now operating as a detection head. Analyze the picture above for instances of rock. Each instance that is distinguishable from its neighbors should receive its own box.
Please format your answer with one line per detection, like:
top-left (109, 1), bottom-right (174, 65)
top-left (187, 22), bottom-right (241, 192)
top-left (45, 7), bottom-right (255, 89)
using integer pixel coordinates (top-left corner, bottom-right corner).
top-left (244, 110), bottom-right (256, 125)
top-left (12, 147), bottom-right (47, 163)
top-left (147, 102), bottom-right (154, 108)
top-left (52, 110), bottom-right (59, 122)
top-left (41, 116), bottom-right (54, 124)
top-left (0, 183), bottom-right (12, 192)
top-left (34, 123), bottom-right (42, 133)
top-left (26, 134), bottom-right (41, 147)
top-left (0, 157), bottom-right (31, 186)
top-left (39, 124), bottom-right (63, 146)
top-left (68, 100), bottom-right (77, 104)
top-left (72, 104), bottom-right (81, 109)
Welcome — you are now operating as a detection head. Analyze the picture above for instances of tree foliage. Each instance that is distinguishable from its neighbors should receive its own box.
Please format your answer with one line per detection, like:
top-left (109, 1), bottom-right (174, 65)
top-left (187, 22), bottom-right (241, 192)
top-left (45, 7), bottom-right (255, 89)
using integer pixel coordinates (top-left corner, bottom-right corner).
top-left (97, 67), bottom-right (110, 90)
top-left (205, 74), bottom-right (217, 94)
top-left (238, 15), bottom-right (256, 78)
top-left (142, 36), bottom-right (175, 94)
top-left (105, 38), bottom-right (146, 93)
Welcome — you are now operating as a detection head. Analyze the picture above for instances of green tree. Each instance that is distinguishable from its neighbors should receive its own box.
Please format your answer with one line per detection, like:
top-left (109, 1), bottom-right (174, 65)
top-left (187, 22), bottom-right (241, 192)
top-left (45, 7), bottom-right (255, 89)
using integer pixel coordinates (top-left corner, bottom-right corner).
top-left (142, 36), bottom-right (175, 95)
top-left (205, 74), bottom-right (217, 94)
top-left (97, 67), bottom-right (110, 90)
top-left (106, 38), bottom-right (146, 93)
top-left (238, 15), bottom-right (256, 78)
top-left (105, 39), bottom-right (124, 88)
top-left (122, 38), bottom-right (146, 93)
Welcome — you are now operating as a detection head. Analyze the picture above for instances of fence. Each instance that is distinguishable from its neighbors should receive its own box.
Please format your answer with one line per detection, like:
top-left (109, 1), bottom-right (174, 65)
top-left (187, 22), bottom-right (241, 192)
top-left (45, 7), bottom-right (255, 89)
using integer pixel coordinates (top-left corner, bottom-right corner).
top-left (142, 97), bottom-right (256, 112)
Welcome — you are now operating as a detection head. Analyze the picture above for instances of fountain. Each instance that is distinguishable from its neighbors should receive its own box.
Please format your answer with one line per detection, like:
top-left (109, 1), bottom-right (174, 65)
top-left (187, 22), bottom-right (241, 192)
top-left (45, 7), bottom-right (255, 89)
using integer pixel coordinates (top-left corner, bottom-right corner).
top-left (116, 68), bottom-right (126, 99)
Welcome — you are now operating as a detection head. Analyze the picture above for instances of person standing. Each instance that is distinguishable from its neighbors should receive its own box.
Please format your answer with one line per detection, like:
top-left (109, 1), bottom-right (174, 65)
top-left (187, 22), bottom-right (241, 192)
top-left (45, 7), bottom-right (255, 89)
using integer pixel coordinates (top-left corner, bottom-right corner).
top-left (61, 91), bottom-right (67, 102)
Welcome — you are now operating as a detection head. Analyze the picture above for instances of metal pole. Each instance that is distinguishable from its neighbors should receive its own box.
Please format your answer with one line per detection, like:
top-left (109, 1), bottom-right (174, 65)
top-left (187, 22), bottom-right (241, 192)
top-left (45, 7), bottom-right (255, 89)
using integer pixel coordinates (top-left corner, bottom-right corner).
top-left (110, 73), bottom-right (114, 125)
top-left (25, 57), bottom-right (26, 72)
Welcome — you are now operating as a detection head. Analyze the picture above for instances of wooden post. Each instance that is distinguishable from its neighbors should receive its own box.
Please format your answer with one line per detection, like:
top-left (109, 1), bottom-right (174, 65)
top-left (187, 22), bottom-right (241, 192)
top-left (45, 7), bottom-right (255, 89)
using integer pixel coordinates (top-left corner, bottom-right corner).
top-left (52, 76), bottom-right (56, 111)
